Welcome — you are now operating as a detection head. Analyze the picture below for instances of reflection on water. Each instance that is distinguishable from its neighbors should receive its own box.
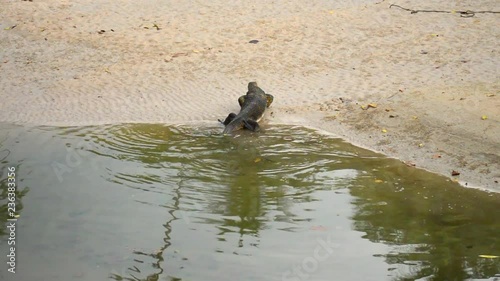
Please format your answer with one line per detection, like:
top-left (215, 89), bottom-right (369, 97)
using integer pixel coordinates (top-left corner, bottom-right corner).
top-left (0, 123), bottom-right (499, 281)
top-left (350, 167), bottom-right (500, 280)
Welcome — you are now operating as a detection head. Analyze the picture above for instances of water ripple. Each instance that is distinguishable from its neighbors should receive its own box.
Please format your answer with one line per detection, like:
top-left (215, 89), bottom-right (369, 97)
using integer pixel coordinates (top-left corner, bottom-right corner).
top-left (54, 124), bottom-right (367, 195)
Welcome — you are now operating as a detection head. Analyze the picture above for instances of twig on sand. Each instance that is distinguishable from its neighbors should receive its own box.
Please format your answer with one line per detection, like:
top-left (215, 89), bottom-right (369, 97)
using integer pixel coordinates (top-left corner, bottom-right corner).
top-left (389, 4), bottom-right (500, 18)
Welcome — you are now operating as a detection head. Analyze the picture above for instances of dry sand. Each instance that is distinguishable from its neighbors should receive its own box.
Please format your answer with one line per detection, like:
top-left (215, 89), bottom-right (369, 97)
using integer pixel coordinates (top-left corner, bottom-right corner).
top-left (1, 0), bottom-right (499, 191)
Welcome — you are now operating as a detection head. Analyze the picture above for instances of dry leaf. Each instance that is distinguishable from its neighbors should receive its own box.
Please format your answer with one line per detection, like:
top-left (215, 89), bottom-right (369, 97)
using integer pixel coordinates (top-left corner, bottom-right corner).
top-left (172, 52), bottom-right (188, 58)
top-left (361, 103), bottom-right (377, 110)
top-left (404, 161), bottom-right (416, 167)
top-left (479, 255), bottom-right (499, 259)
top-left (4, 25), bottom-right (17, 30)
top-left (254, 158), bottom-right (261, 163)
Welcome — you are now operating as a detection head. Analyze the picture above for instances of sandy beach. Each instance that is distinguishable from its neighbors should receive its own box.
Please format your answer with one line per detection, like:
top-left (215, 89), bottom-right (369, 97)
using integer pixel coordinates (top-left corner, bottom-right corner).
top-left (1, 0), bottom-right (499, 191)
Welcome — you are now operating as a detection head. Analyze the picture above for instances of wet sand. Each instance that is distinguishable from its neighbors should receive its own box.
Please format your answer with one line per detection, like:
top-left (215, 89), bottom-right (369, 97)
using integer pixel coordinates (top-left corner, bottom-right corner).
top-left (1, 0), bottom-right (499, 191)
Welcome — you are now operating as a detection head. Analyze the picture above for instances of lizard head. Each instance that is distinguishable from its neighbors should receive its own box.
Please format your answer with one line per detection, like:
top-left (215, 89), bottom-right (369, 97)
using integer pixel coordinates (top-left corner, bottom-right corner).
top-left (248, 82), bottom-right (259, 92)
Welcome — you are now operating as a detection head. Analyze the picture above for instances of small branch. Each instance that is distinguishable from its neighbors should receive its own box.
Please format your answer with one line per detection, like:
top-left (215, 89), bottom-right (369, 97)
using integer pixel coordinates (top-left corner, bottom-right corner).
top-left (389, 4), bottom-right (500, 18)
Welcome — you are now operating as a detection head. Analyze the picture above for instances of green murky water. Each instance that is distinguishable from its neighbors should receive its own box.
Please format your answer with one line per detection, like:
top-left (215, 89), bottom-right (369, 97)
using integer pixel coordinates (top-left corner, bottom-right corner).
top-left (0, 123), bottom-right (499, 281)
